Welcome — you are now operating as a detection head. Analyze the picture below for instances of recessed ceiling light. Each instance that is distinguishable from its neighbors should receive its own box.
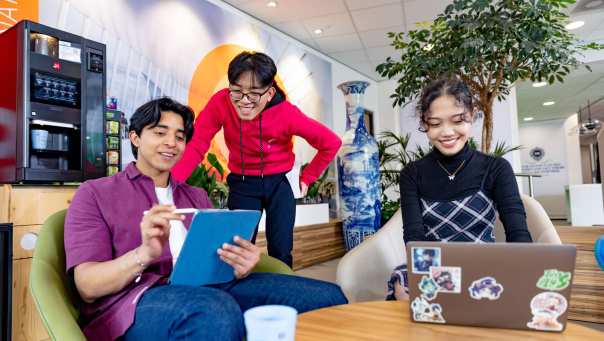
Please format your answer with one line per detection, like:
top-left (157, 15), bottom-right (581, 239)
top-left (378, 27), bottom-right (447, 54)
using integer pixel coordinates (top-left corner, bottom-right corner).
top-left (532, 81), bottom-right (547, 88)
top-left (543, 101), bottom-right (555, 106)
top-left (266, 1), bottom-right (277, 7)
top-left (524, 117), bottom-right (534, 121)
top-left (313, 28), bottom-right (323, 35)
top-left (565, 21), bottom-right (585, 30)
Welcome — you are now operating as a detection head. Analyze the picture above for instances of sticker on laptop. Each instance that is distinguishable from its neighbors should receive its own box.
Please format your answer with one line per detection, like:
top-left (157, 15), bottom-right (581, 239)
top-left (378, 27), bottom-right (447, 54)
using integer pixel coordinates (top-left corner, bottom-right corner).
top-left (418, 275), bottom-right (439, 300)
top-left (411, 247), bottom-right (441, 274)
top-left (527, 292), bottom-right (568, 331)
top-left (430, 266), bottom-right (461, 293)
top-left (536, 269), bottom-right (572, 291)
top-left (411, 297), bottom-right (445, 324)
top-left (468, 276), bottom-right (504, 300)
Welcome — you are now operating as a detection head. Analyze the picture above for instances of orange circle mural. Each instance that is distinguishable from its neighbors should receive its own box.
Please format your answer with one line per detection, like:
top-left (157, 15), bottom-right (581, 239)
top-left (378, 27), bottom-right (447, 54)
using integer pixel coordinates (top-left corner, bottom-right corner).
top-left (187, 44), bottom-right (287, 181)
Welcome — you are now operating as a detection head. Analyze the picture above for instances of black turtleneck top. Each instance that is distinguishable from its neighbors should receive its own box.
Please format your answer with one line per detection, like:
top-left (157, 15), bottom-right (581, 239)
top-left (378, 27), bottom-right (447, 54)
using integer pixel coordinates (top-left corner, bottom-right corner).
top-left (399, 143), bottom-right (533, 244)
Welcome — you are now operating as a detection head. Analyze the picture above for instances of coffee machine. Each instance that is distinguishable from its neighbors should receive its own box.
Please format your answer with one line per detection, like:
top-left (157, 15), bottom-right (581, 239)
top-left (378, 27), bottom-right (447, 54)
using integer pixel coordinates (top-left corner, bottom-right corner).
top-left (0, 20), bottom-right (106, 183)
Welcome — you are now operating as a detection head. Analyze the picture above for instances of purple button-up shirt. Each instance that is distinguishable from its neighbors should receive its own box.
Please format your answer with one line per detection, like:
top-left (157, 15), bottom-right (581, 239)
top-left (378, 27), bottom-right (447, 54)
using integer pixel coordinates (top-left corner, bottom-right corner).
top-left (64, 163), bottom-right (212, 341)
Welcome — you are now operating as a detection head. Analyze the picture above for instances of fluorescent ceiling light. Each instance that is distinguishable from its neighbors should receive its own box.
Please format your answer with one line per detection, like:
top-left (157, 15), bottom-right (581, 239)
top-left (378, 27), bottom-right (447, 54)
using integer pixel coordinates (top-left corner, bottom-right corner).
top-left (532, 81), bottom-right (547, 88)
top-left (524, 117), bottom-right (534, 121)
top-left (267, 1), bottom-right (277, 7)
top-left (565, 21), bottom-right (585, 30)
top-left (313, 28), bottom-right (323, 35)
top-left (543, 101), bottom-right (555, 106)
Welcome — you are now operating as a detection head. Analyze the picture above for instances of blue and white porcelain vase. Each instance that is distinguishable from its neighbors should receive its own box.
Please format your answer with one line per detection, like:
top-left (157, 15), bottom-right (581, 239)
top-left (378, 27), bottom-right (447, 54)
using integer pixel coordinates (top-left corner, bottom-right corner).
top-left (337, 81), bottom-right (381, 251)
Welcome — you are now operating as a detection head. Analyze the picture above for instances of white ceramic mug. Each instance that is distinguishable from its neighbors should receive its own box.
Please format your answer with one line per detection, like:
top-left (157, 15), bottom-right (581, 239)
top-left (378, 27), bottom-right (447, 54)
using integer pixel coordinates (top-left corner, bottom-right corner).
top-left (244, 305), bottom-right (298, 341)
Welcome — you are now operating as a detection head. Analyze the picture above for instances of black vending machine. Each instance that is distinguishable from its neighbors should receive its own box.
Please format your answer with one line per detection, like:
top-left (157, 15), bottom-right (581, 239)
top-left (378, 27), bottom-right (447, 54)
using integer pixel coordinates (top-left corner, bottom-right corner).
top-left (0, 20), bottom-right (107, 183)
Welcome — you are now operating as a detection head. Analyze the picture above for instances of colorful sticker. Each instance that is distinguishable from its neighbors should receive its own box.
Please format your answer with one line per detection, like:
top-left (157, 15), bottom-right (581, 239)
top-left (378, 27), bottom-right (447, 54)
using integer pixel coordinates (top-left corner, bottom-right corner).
top-left (418, 275), bottom-right (439, 300)
top-left (526, 292), bottom-right (568, 332)
top-left (536, 269), bottom-right (572, 291)
top-left (411, 297), bottom-right (445, 324)
top-left (411, 247), bottom-right (441, 274)
top-left (430, 266), bottom-right (461, 293)
top-left (468, 276), bottom-right (504, 300)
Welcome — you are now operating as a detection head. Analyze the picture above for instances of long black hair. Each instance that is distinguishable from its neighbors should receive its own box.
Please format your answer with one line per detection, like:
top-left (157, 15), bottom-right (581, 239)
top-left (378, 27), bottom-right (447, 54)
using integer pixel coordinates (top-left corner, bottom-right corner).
top-left (129, 97), bottom-right (194, 158)
top-left (227, 51), bottom-right (286, 97)
top-left (417, 77), bottom-right (474, 132)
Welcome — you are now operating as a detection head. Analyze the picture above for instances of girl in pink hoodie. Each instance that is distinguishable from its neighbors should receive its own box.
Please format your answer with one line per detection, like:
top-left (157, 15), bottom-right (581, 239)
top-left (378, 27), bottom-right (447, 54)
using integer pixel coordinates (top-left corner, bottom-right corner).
top-left (172, 51), bottom-right (341, 266)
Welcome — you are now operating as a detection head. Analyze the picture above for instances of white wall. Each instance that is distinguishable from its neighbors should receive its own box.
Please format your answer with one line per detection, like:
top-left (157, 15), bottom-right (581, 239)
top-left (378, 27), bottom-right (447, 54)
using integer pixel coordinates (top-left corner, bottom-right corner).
top-left (564, 114), bottom-right (583, 186)
top-left (519, 119), bottom-right (570, 218)
top-left (331, 64), bottom-right (379, 136)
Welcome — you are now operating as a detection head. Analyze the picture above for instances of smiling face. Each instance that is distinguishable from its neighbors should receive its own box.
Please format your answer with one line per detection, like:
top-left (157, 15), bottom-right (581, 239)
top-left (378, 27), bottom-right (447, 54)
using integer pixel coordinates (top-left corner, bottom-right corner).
top-left (129, 110), bottom-right (186, 184)
top-left (228, 71), bottom-right (275, 120)
top-left (423, 95), bottom-right (474, 156)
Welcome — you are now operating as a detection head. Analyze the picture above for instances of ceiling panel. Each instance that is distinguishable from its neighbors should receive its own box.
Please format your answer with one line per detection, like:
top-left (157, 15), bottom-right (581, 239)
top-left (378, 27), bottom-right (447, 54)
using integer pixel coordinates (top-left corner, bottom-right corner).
top-left (358, 25), bottom-right (404, 48)
top-left (228, 0), bottom-right (347, 22)
top-left (314, 33), bottom-right (364, 53)
top-left (273, 21), bottom-right (312, 41)
top-left (345, 0), bottom-right (401, 11)
top-left (367, 45), bottom-right (398, 63)
top-left (329, 49), bottom-right (370, 65)
top-left (301, 12), bottom-right (356, 37)
top-left (350, 3), bottom-right (405, 32)
top-left (403, 0), bottom-right (448, 31)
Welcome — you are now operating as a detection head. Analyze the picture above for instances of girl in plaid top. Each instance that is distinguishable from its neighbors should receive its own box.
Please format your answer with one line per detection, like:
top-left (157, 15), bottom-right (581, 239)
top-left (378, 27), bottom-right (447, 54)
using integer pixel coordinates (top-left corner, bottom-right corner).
top-left (387, 78), bottom-right (532, 301)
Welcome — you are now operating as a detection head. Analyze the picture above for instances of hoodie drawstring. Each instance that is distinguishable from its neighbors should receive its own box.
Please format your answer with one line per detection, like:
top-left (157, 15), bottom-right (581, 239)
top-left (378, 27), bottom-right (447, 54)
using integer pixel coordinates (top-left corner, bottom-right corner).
top-left (259, 112), bottom-right (264, 178)
top-left (239, 114), bottom-right (265, 181)
top-left (239, 118), bottom-right (245, 181)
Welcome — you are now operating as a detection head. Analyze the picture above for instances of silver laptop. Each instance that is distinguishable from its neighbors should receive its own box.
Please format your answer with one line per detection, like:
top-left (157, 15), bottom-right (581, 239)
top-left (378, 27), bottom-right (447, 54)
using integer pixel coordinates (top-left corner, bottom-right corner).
top-left (407, 242), bottom-right (576, 332)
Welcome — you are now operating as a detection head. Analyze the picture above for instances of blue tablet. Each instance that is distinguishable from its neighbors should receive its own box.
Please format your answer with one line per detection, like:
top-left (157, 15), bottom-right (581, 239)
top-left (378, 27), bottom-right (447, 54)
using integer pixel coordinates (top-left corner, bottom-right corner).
top-left (170, 209), bottom-right (261, 286)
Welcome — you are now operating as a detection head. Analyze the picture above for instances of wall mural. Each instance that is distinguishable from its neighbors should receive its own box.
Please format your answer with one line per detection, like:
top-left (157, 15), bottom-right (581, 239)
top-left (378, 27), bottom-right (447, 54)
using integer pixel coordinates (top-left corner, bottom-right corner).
top-left (34, 0), bottom-right (333, 172)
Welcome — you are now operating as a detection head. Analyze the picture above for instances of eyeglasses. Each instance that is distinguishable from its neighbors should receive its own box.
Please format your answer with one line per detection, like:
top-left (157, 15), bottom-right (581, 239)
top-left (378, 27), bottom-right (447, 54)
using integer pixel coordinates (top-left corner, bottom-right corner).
top-left (229, 84), bottom-right (273, 103)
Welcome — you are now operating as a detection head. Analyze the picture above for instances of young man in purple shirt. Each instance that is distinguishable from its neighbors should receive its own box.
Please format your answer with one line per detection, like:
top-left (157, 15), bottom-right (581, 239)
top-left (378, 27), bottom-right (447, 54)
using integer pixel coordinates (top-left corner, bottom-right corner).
top-left (64, 98), bottom-right (347, 341)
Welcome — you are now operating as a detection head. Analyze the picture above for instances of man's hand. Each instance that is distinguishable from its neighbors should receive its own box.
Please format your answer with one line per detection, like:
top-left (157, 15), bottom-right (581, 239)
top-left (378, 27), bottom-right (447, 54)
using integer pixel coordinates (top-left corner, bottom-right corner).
top-left (217, 236), bottom-right (261, 279)
top-left (300, 181), bottom-right (308, 197)
top-left (139, 204), bottom-right (183, 263)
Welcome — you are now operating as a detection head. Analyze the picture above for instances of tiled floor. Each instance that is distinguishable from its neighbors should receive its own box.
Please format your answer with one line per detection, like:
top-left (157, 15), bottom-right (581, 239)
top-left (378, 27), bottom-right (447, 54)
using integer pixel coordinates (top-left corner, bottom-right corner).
top-left (294, 258), bottom-right (604, 333)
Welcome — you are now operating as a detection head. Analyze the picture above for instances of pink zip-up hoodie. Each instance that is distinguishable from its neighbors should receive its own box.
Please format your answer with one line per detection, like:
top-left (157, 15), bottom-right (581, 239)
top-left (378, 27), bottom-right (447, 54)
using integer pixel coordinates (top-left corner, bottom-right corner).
top-left (172, 89), bottom-right (342, 186)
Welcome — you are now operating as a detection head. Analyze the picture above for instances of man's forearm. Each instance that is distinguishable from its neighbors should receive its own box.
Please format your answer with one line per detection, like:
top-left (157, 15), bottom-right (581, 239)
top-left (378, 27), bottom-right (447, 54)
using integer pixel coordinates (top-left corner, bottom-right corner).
top-left (74, 247), bottom-right (150, 303)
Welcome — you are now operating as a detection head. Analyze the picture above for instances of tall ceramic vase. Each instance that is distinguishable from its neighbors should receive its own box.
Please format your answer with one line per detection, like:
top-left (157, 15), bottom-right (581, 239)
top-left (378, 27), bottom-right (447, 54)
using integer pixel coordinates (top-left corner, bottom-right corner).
top-left (337, 81), bottom-right (381, 251)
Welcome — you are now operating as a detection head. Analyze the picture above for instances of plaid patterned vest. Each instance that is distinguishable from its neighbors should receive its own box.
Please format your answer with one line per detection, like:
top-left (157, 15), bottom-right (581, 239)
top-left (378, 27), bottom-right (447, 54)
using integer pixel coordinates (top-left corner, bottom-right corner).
top-left (419, 163), bottom-right (496, 243)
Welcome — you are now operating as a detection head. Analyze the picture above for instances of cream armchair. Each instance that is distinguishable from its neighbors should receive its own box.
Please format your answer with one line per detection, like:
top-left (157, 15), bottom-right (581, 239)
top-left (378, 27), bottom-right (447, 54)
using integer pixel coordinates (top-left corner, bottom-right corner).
top-left (336, 194), bottom-right (561, 302)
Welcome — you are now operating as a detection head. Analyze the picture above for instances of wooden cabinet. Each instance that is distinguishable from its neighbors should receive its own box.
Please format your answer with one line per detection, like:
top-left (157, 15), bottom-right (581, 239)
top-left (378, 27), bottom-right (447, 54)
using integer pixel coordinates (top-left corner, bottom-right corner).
top-left (1, 184), bottom-right (77, 341)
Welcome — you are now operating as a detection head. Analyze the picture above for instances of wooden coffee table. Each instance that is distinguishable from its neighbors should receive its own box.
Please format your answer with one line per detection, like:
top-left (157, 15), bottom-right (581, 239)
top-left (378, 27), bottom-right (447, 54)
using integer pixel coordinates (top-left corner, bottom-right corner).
top-left (296, 301), bottom-right (604, 340)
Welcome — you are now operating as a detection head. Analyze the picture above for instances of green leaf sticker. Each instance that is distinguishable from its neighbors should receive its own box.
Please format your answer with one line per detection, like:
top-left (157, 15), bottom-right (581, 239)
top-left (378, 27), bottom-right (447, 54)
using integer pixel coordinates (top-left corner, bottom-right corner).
top-left (536, 269), bottom-right (572, 291)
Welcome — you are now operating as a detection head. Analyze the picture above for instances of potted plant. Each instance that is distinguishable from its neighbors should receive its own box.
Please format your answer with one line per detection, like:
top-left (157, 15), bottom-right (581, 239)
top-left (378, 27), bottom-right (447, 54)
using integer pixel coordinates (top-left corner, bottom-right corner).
top-left (293, 164), bottom-right (331, 226)
top-left (186, 152), bottom-right (228, 208)
top-left (377, 0), bottom-right (603, 152)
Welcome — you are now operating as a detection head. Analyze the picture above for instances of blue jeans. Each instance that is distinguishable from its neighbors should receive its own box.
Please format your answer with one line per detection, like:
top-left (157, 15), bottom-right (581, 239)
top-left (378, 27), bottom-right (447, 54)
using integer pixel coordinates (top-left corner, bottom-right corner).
top-left (122, 273), bottom-right (347, 340)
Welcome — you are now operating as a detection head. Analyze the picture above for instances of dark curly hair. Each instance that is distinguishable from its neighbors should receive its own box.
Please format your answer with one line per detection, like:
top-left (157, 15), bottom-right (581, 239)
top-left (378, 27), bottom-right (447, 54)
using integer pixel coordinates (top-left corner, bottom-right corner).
top-left (417, 77), bottom-right (474, 132)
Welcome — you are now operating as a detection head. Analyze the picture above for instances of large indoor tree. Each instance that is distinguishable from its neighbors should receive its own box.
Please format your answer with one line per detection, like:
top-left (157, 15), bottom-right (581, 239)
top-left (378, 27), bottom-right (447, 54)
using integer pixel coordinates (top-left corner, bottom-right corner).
top-left (377, 0), bottom-right (603, 152)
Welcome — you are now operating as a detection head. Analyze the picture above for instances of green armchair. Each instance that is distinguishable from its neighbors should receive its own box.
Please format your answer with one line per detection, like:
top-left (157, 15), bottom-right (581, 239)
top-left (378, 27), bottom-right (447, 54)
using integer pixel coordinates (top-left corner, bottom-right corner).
top-left (30, 209), bottom-right (294, 341)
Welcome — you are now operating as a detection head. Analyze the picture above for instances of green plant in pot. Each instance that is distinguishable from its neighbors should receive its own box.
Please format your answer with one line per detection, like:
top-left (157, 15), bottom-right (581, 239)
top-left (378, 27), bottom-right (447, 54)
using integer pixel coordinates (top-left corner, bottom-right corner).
top-left (298, 164), bottom-right (331, 205)
top-left (186, 152), bottom-right (228, 208)
top-left (377, 0), bottom-right (603, 153)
